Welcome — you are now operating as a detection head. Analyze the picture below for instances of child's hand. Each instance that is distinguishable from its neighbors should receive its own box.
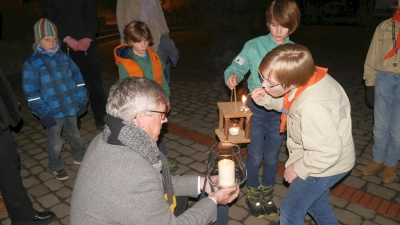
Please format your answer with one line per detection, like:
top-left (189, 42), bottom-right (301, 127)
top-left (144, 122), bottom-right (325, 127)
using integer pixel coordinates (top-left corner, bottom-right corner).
top-left (65, 37), bottom-right (79, 51)
top-left (284, 164), bottom-right (299, 184)
top-left (226, 74), bottom-right (238, 90)
top-left (78, 38), bottom-right (92, 51)
top-left (251, 88), bottom-right (266, 102)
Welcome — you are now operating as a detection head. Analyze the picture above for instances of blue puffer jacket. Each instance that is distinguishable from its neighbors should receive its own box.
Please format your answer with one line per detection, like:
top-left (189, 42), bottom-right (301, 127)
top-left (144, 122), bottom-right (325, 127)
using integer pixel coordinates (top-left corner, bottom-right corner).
top-left (22, 50), bottom-right (87, 119)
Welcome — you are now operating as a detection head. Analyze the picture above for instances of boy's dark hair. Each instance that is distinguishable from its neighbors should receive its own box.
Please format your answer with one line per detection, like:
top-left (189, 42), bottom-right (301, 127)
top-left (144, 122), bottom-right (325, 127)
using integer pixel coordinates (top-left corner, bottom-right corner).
top-left (123, 21), bottom-right (154, 47)
top-left (259, 44), bottom-right (315, 89)
top-left (266, 0), bottom-right (301, 35)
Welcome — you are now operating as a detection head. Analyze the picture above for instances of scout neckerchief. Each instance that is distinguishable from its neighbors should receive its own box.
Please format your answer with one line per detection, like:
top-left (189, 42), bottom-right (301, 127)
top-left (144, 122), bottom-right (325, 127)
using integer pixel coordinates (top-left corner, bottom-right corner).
top-left (280, 66), bottom-right (328, 132)
top-left (384, 9), bottom-right (400, 67)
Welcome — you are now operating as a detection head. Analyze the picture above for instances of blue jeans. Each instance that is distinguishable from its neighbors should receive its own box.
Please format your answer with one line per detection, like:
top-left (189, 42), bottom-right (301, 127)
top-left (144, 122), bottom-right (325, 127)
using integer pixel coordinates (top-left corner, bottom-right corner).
top-left (372, 71), bottom-right (400, 166)
top-left (280, 172), bottom-right (348, 225)
top-left (245, 99), bottom-right (284, 188)
top-left (46, 116), bottom-right (85, 172)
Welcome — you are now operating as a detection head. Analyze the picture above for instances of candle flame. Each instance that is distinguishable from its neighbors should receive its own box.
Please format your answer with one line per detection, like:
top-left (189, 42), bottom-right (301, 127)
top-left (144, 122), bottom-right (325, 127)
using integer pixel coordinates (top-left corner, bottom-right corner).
top-left (242, 95), bottom-right (247, 103)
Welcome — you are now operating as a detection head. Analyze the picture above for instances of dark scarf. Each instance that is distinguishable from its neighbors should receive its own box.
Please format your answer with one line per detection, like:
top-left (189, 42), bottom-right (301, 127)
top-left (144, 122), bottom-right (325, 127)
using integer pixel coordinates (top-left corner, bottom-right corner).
top-left (102, 114), bottom-right (175, 208)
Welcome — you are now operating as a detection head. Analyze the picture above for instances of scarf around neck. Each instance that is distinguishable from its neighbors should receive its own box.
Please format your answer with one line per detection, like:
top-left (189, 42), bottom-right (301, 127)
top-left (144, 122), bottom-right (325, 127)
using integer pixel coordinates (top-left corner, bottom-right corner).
top-left (384, 10), bottom-right (400, 60)
top-left (280, 66), bottom-right (328, 132)
top-left (36, 44), bottom-right (60, 57)
top-left (102, 114), bottom-right (176, 210)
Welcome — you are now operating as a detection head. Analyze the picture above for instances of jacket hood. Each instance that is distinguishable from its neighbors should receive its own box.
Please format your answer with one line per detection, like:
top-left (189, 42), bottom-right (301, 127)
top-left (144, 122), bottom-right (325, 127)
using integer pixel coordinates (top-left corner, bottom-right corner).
top-left (114, 44), bottom-right (131, 66)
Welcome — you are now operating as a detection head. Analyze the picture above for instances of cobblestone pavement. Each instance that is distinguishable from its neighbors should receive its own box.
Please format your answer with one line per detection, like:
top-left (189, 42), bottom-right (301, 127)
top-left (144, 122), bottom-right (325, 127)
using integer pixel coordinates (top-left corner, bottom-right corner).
top-left (1, 25), bottom-right (400, 225)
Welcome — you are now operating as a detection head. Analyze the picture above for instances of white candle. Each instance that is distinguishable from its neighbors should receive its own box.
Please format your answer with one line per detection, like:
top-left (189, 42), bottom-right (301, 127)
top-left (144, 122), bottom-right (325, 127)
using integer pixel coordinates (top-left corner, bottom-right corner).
top-left (218, 159), bottom-right (235, 188)
top-left (229, 127), bottom-right (240, 136)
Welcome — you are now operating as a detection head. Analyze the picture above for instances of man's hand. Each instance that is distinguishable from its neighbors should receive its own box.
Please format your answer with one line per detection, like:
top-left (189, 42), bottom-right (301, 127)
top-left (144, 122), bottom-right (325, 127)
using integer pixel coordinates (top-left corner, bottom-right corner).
top-left (226, 74), bottom-right (238, 90)
top-left (65, 37), bottom-right (80, 51)
top-left (208, 185), bottom-right (239, 205)
top-left (78, 38), bottom-right (92, 51)
top-left (283, 164), bottom-right (298, 184)
top-left (200, 176), bottom-right (219, 194)
top-left (251, 88), bottom-right (266, 102)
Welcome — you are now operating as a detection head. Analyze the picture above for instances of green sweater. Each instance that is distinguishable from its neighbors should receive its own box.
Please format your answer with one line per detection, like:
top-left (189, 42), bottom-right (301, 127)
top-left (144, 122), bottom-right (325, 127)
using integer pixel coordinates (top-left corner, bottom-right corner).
top-left (118, 48), bottom-right (171, 99)
top-left (224, 33), bottom-right (292, 93)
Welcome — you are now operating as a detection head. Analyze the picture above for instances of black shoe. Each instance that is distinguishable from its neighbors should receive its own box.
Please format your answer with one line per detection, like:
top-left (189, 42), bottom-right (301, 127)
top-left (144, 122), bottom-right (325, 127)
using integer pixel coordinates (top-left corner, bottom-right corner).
top-left (12, 211), bottom-right (56, 225)
top-left (52, 169), bottom-right (68, 180)
top-left (260, 185), bottom-right (277, 216)
top-left (246, 187), bottom-right (265, 218)
top-left (260, 197), bottom-right (277, 216)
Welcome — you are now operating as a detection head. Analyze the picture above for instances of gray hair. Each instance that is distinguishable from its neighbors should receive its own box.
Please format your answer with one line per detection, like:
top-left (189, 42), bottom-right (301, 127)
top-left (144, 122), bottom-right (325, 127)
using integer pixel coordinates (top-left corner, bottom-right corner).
top-left (106, 77), bottom-right (168, 122)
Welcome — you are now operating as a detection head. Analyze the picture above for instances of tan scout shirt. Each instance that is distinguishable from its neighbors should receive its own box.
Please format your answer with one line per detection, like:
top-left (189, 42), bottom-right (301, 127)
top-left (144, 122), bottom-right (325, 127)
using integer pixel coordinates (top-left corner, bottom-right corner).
top-left (256, 75), bottom-right (355, 180)
top-left (364, 19), bottom-right (400, 86)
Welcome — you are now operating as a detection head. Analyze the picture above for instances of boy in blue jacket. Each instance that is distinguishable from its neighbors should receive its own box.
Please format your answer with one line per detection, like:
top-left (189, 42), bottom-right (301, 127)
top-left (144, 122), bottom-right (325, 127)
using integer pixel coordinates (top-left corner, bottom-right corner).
top-left (22, 18), bottom-right (88, 181)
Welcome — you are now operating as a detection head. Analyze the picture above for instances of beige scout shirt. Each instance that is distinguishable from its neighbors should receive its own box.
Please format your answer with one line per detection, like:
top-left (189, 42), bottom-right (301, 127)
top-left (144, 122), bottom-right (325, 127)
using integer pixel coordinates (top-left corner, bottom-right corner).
top-left (364, 18), bottom-right (400, 86)
top-left (256, 75), bottom-right (355, 180)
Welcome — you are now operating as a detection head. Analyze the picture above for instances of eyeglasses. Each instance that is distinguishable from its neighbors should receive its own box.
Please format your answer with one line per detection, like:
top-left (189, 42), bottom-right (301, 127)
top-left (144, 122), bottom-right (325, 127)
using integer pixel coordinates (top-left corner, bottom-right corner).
top-left (258, 71), bottom-right (281, 89)
top-left (146, 109), bottom-right (168, 120)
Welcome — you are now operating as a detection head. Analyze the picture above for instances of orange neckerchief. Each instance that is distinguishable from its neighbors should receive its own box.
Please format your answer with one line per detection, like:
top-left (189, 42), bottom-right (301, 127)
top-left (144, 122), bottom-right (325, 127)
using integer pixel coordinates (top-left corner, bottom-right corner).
top-left (280, 66), bottom-right (328, 132)
top-left (384, 10), bottom-right (400, 60)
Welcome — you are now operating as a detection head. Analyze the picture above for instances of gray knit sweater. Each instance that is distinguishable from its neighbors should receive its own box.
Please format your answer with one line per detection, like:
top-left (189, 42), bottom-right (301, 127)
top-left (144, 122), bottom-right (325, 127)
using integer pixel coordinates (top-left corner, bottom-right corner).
top-left (70, 133), bottom-right (217, 224)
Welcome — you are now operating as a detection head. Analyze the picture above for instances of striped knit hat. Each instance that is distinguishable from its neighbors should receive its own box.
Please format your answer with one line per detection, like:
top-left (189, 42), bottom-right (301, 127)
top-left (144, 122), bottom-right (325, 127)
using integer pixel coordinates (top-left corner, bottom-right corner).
top-left (33, 18), bottom-right (58, 48)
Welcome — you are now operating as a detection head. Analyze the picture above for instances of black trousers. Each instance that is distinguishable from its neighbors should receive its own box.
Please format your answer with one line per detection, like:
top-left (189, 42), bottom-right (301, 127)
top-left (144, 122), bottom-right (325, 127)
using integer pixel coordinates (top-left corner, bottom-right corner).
top-left (0, 129), bottom-right (36, 222)
top-left (64, 44), bottom-right (108, 126)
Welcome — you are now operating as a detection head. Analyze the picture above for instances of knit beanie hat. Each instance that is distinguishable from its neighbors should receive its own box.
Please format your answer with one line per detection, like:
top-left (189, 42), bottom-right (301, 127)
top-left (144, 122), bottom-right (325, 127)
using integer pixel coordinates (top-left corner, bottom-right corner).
top-left (33, 18), bottom-right (58, 49)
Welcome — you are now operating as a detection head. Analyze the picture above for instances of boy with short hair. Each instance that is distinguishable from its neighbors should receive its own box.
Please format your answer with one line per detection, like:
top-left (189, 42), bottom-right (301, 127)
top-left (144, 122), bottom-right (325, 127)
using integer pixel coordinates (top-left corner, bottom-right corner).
top-left (113, 20), bottom-right (179, 173)
top-left (22, 18), bottom-right (88, 181)
top-left (252, 43), bottom-right (355, 224)
top-left (224, 0), bottom-right (301, 217)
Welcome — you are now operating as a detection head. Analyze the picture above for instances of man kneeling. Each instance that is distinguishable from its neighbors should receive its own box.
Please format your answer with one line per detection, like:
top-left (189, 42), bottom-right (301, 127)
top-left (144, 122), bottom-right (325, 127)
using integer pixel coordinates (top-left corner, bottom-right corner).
top-left (70, 77), bottom-right (239, 224)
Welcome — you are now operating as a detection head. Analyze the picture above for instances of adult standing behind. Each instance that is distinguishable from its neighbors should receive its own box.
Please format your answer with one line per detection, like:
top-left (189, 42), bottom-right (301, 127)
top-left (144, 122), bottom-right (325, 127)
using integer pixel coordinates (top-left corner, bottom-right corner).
top-left (0, 67), bottom-right (56, 225)
top-left (42, 0), bottom-right (108, 130)
top-left (70, 77), bottom-right (239, 224)
top-left (116, 0), bottom-right (169, 51)
top-left (224, 0), bottom-right (301, 218)
top-left (116, 0), bottom-right (178, 83)
top-left (252, 43), bottom-right (355, 225)
top-left (362, 0), bottom-right (400, 183)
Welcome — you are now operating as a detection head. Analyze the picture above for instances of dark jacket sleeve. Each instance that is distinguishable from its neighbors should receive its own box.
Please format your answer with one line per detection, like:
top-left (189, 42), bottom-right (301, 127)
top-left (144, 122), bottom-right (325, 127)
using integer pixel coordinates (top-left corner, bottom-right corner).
top-left (42, 0), bottom-right (98, 41)
top-left (0, 68), bottom-right (21, 132)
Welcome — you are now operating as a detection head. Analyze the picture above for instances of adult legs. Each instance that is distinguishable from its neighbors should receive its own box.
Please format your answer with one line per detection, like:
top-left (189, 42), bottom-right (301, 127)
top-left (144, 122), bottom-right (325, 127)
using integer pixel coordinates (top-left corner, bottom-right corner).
top-left (0, 128), bottom-right (36, 222)
top-left (384, 74), bottom-right (400, 166)
top-left (63, 116), bottom-right (85, 162)
top-left (372, 72), bottom-right (393, 164)
top-left (68, 45), bottom-right (107, 127)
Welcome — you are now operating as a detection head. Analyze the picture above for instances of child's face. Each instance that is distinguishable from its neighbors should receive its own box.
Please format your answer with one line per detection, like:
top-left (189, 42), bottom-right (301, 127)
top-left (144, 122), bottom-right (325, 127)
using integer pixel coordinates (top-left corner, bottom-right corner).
top-left (268, 20), bottom-right (289, 45)
top-left (259, 70), bottom-right (293, 97)
top-left (131, 39), bottom-right (149, 57)
top-left (39, 36), bottom-right (57, 51)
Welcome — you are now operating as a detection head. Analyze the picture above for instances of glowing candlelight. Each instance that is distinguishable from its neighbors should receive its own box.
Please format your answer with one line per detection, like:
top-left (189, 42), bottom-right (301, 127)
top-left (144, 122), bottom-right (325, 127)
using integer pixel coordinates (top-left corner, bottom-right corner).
top-left (218, 159), bottom-right (235, 188)
top-left (242, 95), bottom-right (247, 107)
top-left (229, 126), bottom-right (240, 136)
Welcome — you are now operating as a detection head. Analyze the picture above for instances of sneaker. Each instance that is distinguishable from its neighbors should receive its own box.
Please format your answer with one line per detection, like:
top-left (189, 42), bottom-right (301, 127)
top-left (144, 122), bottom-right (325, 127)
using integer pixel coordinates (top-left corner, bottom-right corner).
top-left (73, 160), bottom-right (82, 165)
top-left (53, 169), bottom-right (69, 180)
top-left (260, 185), bottom-right (277, 216)
top-left (246, 186), bottom-right (265, 218)
top-left (14, 211), bottom-right (56, 225)
top-left (382, 166), bottom-right (397, 183)
top-left (166, 156), bottom-right (180, 173)
top-left (362, 161), bottom-right (383, 175)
